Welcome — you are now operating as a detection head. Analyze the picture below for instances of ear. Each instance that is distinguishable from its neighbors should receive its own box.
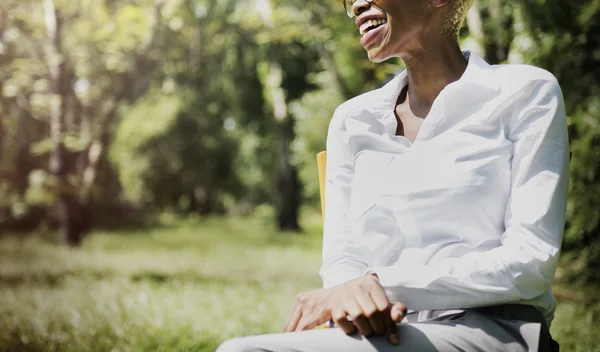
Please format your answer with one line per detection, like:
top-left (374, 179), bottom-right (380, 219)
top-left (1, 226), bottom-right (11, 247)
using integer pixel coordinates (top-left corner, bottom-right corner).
top-left (430, 0), bottom-right (451, 8)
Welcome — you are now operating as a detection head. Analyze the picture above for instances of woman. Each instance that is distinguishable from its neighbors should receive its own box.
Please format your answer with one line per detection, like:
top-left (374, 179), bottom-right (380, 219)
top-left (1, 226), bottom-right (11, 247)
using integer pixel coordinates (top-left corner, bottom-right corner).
top-left (218, 0), bottom-right (568, 350)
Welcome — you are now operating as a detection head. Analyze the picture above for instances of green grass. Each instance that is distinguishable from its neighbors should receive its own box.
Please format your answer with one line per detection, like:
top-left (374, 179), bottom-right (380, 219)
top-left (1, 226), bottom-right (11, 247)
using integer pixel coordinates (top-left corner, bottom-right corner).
top-left (1, 209), bottom-right (599, 351)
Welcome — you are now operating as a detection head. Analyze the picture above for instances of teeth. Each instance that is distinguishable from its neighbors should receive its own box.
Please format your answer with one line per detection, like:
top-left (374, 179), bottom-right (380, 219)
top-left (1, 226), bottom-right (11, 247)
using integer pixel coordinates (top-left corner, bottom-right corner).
top-left (359, 19), bottom-right (387, 36)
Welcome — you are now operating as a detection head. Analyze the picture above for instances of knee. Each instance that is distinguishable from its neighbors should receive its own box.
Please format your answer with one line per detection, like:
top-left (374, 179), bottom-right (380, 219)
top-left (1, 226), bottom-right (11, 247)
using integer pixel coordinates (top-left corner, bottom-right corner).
top-left (216, 337), bottom-right (258, 352)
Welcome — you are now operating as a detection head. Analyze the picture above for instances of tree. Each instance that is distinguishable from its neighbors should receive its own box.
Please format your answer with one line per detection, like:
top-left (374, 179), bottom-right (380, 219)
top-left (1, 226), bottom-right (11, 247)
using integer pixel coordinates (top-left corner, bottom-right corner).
top-left (0, 0), bottom-right (165, 243)
top-left (44, 0), bottom-right (77, 244)
top-left (41, 0), bottom-right (165, 244)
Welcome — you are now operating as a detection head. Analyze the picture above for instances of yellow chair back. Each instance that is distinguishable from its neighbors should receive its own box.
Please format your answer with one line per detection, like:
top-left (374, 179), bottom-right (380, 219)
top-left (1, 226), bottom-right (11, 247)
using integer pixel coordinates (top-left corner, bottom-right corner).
top-left (317, 151), bottom-right (327, 221)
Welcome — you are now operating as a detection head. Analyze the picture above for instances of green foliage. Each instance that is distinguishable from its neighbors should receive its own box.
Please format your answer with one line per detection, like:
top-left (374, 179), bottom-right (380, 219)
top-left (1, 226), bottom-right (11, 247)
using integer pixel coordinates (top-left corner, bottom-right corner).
top-left (0, 0), bottom-right (169, 233)
top-left (112, 88), bottom-right (241, 213)
top-left (291, 70), bottom-right (344, 202)
top-left (111, 91), bottom-right (181, 204)
top-left (0, 0), bottom-right (395, 230)
top-left (518, 1), bottom-right (600, 283)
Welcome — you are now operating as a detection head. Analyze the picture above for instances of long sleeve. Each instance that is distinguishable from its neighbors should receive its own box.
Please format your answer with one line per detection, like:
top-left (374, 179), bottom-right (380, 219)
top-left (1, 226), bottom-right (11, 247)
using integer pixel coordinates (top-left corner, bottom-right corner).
top-left (369, 78), bottom-right (570, 310)
top-left (319, 106), bottom-right (370, 288)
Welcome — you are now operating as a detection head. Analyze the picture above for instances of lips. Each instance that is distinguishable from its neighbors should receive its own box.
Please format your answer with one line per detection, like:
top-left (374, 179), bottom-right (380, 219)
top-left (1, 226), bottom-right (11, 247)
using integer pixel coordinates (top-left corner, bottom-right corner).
top-left (355, 14), bottom-right (388, 48)
top-left (359, 18), bottom-right (387, 36)
top-left (360, 23), bottom-right (385, 48)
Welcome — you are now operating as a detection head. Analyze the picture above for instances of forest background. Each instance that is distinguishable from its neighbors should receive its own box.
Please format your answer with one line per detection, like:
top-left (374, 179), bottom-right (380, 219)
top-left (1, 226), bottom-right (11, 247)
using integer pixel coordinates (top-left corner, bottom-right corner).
top-left (1, 0), bottom-right (600, 351)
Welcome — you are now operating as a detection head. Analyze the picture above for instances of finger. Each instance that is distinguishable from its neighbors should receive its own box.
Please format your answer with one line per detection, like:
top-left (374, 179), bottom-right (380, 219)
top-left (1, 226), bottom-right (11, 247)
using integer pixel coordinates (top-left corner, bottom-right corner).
top-left (338, 317), bottom-right (357, 335)
top-left (284, 302), bottom-right (297, 331)
top-left (385, 310), bottom-right (400, 345)
top-left (344, 296), bottom-right (374, 337)
top-left (368, 283), bottom-right (391, 312)
top-left (285, 305), bottom-right (302, 332)
top-left (332, 308), bottom-right (356, 335)
top-left (356, 293), bottom-right (385, 335)
top-left (294, 310), bottom-right (330, 332)
top-left (294, 315), bottom-right (319, 332)
top-left (353, 315), bottom-right (374, 337)
top-left (368, 310), bottom-right (386, 335)
top-left (390, 303), bottom-right (408, 323)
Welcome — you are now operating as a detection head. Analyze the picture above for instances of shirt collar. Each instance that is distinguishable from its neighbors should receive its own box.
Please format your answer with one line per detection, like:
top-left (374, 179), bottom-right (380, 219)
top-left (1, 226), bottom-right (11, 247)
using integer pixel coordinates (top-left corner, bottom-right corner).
top-left (374, 50), bottom-right (496, 114)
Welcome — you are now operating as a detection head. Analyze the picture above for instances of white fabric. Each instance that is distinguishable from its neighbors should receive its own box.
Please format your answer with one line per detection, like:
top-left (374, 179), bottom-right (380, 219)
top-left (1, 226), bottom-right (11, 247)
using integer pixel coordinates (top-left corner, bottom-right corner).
top-left (319, 51), bottom-right (569, 326)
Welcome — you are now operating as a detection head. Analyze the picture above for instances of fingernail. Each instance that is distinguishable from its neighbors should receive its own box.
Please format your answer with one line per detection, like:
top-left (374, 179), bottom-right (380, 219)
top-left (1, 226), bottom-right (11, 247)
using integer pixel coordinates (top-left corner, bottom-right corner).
top-left (388, 333), bottom-right (399, 345)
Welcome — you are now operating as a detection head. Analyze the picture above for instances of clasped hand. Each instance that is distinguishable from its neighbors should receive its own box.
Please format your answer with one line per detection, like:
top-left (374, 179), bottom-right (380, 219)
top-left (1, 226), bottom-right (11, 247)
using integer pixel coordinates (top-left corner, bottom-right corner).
top-left (284, 274), bottom-right (407, 345)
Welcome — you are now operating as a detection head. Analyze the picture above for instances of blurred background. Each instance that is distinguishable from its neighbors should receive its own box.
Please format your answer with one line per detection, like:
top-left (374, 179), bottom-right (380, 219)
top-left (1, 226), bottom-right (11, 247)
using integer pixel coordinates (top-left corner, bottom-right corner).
top-left (1, 0), bottom-right (599, 351)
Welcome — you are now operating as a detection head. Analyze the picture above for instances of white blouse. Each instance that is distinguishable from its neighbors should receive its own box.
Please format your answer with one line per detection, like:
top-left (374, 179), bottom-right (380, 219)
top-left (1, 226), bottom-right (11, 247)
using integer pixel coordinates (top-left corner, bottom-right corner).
top-left (319, 52), bottom-right (569, 325)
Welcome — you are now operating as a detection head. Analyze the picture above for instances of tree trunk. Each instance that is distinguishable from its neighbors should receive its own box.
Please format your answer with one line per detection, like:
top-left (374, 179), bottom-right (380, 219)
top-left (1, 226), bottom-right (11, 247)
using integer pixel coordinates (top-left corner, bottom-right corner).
top-left (0, 11), bottom-right (7, 164)
top-left (485, 0), bottom-right (513, 64)
top-left (256, 0), bottom-right (302, 232)
top-left (14, 108), bottom-right (31, 197)
top-left (44, 0), bottom-right (83, 246)
top-left (0, 114), bottom-right (3, 163)
top-left (76, 140), bottom-right (102, 234)
top-left (274, 118), bottom-right (301, 231)
top-left (0, 88), bottom-right (5, 164)
top-left (262, 60), bottom-right (301, 232)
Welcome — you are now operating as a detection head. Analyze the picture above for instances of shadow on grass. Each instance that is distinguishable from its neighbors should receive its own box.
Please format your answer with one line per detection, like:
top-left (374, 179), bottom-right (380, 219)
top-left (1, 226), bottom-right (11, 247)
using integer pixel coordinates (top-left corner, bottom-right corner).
top-left (0, 270), bottom-right (114, 287)
top-left (0, 325), bottom-right (223, 352)
top-left (129, 270), bottom-right (267, 287)
top-left (0, 269), bottom-right (271, 289)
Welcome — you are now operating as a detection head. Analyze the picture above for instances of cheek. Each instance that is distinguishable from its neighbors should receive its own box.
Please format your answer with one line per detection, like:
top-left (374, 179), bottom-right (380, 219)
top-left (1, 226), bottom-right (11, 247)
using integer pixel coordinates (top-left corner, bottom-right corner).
top-left (368, 22), bottom-right (421, 62)
top-left (366, 31), bottom-right (395, 62)
top-left (384, 0), bottom-right (428, 30)
top-left (387, 14), bottom-right (427, 47)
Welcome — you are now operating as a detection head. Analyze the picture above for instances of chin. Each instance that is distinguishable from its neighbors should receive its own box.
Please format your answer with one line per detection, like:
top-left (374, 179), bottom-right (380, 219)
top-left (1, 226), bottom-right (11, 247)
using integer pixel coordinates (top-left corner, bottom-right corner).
top-left (366, 48), bottom-right (392, 63)
top-left (364, 30), bottom-right (396, 63)
top-left (368, 54), bottom-right (387, 63)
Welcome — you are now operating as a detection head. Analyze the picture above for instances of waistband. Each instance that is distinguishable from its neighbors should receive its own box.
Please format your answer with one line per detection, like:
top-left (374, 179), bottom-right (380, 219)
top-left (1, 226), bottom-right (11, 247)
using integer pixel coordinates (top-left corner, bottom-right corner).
top-left (405, 304), bottom-right (546, 325)
top-left (406, 304), bottom-right (558, 352)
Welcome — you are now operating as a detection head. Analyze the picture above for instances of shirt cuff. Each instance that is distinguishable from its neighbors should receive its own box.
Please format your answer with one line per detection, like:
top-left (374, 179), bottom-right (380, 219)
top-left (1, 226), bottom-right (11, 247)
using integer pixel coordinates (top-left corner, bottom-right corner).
top-left (363, 263), bottom-right (452, 308)
top-left (321, 266), bottom-right (365, 288)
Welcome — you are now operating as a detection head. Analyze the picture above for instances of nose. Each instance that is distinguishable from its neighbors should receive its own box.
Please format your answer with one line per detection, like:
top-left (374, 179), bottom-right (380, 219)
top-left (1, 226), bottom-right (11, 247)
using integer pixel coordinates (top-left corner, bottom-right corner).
top-left (352, 0), bottom-right (374, 18)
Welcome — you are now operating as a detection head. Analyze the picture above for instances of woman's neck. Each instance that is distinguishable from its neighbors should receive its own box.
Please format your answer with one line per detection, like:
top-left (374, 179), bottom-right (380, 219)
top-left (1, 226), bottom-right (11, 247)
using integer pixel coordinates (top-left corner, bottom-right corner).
top-left (399, 40), bottom-right (468, 118)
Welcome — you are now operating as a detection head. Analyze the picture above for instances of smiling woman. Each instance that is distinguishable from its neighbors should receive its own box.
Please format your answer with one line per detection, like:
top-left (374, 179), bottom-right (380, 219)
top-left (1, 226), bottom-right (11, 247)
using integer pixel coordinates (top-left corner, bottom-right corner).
top-left (217, 0), bottom-right (568, 351)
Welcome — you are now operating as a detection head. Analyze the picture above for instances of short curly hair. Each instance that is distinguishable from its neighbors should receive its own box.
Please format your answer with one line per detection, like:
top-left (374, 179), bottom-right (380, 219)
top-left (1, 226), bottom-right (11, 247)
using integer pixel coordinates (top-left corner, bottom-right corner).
top-left (444, 0), bottom-right (474, 37)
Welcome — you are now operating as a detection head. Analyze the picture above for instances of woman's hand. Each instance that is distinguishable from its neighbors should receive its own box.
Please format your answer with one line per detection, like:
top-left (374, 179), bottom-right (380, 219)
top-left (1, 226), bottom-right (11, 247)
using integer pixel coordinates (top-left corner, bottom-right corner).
top-left (284, 286), bottom-right (335, 332)
top-left (284, 274), bottom-right (407, 345)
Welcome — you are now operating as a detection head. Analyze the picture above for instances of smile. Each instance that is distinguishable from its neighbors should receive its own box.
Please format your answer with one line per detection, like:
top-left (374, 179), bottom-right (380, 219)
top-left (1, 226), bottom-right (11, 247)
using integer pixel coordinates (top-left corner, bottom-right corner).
top-left (359, 18), bottom-right (387, 36)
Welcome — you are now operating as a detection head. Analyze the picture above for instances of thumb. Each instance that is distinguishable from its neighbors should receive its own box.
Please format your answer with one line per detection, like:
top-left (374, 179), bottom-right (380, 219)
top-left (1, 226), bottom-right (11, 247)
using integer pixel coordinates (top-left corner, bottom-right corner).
top-left (385, 311), bottom-right (400, 345)
top-left (390, 302), bottom-right (408, 322)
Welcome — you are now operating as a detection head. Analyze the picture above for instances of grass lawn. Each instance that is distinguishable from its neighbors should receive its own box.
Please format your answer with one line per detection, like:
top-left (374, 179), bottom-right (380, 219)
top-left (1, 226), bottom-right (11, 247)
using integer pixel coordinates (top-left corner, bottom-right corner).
top-left (1, 209), bottom-right (599, 351)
